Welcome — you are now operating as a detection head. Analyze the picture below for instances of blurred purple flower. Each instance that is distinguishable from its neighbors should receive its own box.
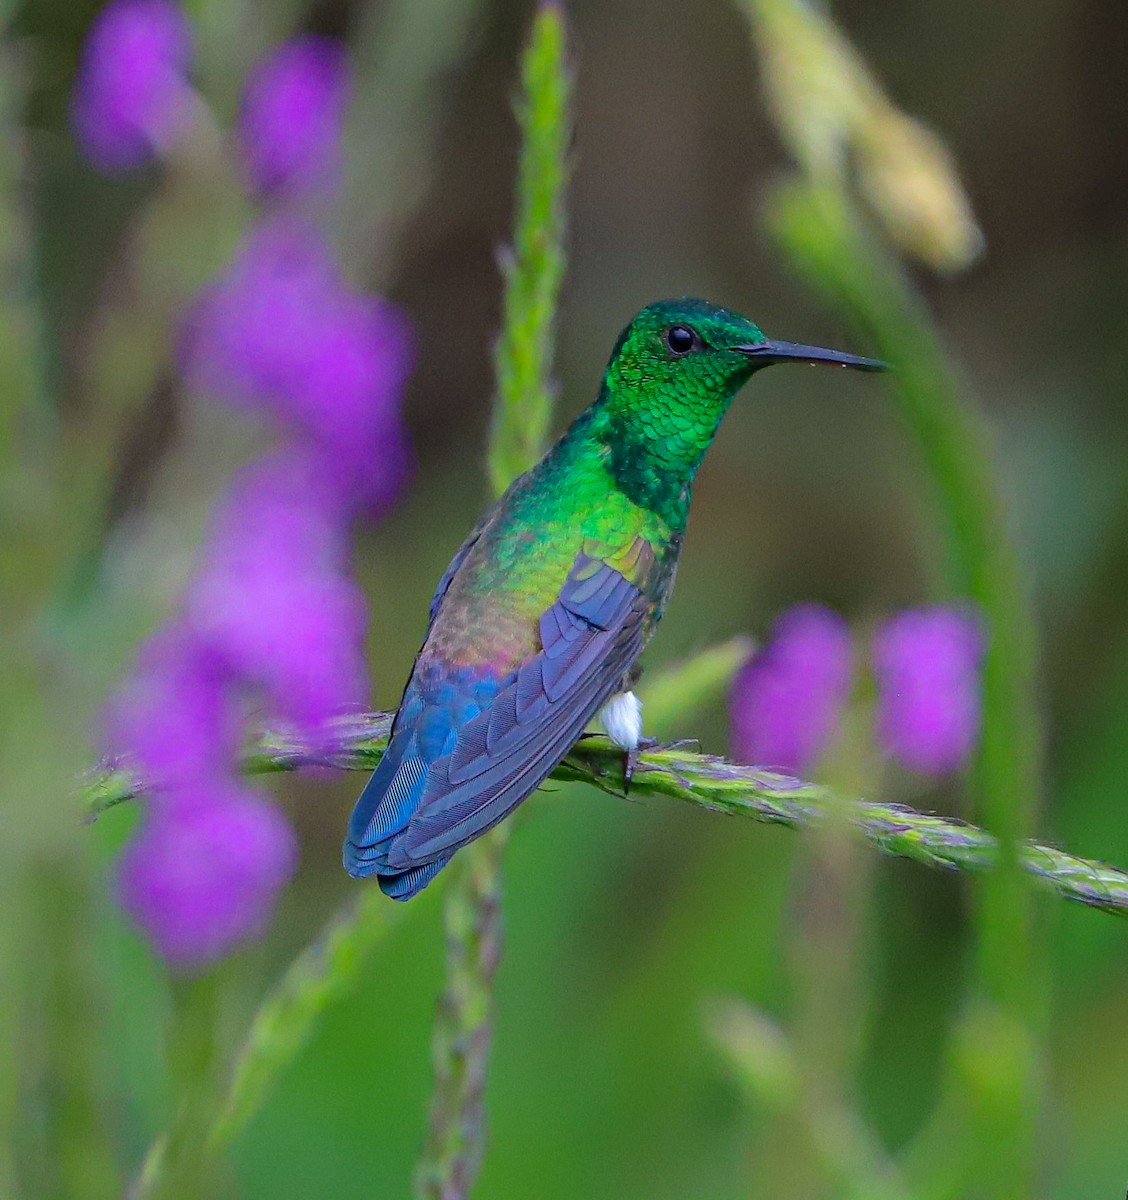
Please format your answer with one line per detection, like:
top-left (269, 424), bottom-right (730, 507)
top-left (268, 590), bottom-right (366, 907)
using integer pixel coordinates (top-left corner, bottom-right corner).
top-left (110, 183), bottom-right (415, 965)
top-left (72, 0), bottom-right (193, 173)
top-left (873, 607), bottom-right (983, 774)
top-left (109, 456), bottom-right (372, 966)
top-left (202, 451), bottom-right (353, 576)
top-left (187, 457), bottom-right (369, 735)
top-left (239, 36), bottom-right (349, 198)
top-left (730, 604), bottom-right (853, 774)
top-left (199, 572), bottom-right (368, 734)
top-left (118, 784), bottom-right (297, 968)
top-left (184, 218), bottom-right (413, 514)
top-left (107, 626), bottom-right (236, 787)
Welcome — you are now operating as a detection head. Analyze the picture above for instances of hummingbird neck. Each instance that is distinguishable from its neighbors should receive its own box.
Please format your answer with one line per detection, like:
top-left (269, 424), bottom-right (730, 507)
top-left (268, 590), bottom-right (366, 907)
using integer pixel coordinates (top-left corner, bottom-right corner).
top-left (589, 378), bottom-right (737, 529)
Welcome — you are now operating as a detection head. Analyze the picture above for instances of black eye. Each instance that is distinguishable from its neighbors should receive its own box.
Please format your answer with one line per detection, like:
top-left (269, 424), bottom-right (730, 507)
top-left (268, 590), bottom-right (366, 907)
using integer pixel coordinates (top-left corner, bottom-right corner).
top-left (665, 325), bottom-right (696, 356)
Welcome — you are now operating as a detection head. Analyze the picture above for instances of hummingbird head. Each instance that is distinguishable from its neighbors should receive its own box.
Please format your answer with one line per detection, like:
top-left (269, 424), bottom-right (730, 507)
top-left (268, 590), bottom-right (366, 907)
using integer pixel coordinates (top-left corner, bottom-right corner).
top-left (605, 297), bottom-right (885, 397)
top-left (596, 298), bottom-right (886, 524)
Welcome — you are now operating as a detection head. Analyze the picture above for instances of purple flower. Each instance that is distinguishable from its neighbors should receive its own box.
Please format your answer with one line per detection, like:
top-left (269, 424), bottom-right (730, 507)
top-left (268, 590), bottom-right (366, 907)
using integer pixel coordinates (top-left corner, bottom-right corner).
top-left (873, 607), bottom-right (983, 774)
top-left (106, 626), bottom-right (236, 787)
top-left (118, 785), bottom-right (297, 968)
top-left (184, 218), bottom-right (413, 514)
top-left (201, 451), bottom-right (353, 576)
top-left (239, 36), bottom-right (349, 197)
top-left (72, 0), bottom-right (193, 173)
top-left (107, 454), bottom-right (373, 967)
top-left (185, 455), bottom-right (370, 736)
top-left (730, 604), bottom-right (853, 774)
top-left (109, 196), bottom-right (416, 967)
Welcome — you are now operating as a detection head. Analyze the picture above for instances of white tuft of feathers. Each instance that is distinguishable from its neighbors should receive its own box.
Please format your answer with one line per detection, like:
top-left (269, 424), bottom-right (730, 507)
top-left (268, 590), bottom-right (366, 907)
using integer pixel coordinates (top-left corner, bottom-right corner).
top-left (598, 690), bottom-right (643, 751)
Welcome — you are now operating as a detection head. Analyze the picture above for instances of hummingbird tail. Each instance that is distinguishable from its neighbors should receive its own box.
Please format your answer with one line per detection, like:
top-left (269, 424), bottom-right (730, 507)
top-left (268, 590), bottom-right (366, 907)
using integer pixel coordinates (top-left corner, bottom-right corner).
top-left (377, 855), bottom-right (452, 900)
top-left (343, 724), bottom-right (441, 893)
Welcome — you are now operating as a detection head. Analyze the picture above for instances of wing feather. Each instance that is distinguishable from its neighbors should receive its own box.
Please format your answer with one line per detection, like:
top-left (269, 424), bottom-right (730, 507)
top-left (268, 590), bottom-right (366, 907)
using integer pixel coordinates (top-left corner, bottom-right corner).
top-left (387, 552), bottom-right (650, 867)
top-left (344, 541), bottom-right (657, 898)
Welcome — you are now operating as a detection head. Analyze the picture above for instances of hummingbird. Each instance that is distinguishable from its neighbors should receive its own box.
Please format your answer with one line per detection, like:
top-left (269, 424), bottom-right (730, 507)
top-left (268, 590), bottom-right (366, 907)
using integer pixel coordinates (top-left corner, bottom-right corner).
top-left (345, 298), bottom-right (885, 899)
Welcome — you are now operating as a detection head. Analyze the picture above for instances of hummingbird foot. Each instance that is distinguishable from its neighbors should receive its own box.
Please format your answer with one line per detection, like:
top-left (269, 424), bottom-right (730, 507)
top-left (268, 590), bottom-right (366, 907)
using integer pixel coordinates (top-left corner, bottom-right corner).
top-left (624, 745), bottom-right (641, 795)
top-left (619, 734), bottom-right (700, 792)
top-left (623, 738), bottom-right (664, 794)
top-left (597, 692), bottom-right (702, 794)
top-left (623, 737), bottom-right (701, 793)
top-left (653, 737), bottom-right (700, 754)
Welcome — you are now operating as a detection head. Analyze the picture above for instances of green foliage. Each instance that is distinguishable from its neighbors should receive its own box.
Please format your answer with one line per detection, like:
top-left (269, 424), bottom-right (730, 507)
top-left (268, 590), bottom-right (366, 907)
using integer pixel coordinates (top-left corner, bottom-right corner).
top-left (766, 179), bottom-right (1042, 1200)
top-left (422, 10), bottom-right (572, 1193)
top-left (8, 0), bottom-right (1128, 1197)
top-left (487, 1), bottom-right (571, 497)
top-left (706, 998), bottom-right (911, 1200)
top-left (641, 636), bottom-right (754, 733)
top-left (742, 3), bottom-right (1044, 1192)
top-left (210, 891), bottom-right (414, 1152)
top-left (85, 715), bottom-right (1128, 917)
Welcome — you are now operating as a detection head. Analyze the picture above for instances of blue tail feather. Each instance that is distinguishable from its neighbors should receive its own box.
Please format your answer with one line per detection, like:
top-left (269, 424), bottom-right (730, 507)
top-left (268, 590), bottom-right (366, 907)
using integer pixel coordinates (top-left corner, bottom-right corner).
top-left (343, 676), bottom-right (464, 895)
top-left (344, 666), bottom-right (506, 894)
top-left (377, 855), bottom-right (452, 900)
top-left (343, 727), bottom-right (431, 878)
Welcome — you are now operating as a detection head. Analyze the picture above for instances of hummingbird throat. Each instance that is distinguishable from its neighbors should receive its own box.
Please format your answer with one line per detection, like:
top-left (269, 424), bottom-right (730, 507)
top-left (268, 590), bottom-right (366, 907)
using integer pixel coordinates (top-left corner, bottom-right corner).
top-left (594, 382), bottom-right (739, 529)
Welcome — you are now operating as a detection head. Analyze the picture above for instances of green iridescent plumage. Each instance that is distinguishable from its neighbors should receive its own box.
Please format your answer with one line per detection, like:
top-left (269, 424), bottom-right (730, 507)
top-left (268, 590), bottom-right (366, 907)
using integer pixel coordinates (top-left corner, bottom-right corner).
top-left (345, 298), bottom-right (884, 898)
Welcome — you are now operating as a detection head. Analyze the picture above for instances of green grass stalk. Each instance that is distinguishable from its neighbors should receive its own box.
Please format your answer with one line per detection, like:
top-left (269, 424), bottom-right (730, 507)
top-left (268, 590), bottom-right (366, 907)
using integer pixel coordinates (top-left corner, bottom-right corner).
top-left (639, 635), bottom-right (753, 732)
top-left (129, 884), bottom-right (417, 1197)
top-left (83, 717), bottom-right (1128, 918)
top-left (485, 1), bottom-right (570, 500)
top-left (147, 974), bottom-right (225, 1200)
top-left (117, 636), bottom-right (747, 1198)
top-left (209, 890), bottom-right (414, 1150)
top-left (706, 998), bottom-right (912, 1200)
top-left (766, 181), bottom-right (1043, 1195)
top-left (416, 7), bottom-right (571, 1198)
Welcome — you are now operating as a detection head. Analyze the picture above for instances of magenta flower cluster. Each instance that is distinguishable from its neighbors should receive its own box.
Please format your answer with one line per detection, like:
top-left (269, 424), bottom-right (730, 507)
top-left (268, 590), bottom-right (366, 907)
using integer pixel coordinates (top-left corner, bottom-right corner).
top-left (872, 608), bottom-right (984, 774)
top-left (85, 12), bottom-right (412, 967)
top-left (72, 0), bottom-right (193, 172)
top-left (729, 604), bottom-right (853, 776)
top-left (71, 3), bottom-right (352, 191)
top-left (186, 219), bottom-right (412, 515)
top-left (730, 603), bottom-right (983, 776)
top-left (238, 36), bottom-right (350, 197)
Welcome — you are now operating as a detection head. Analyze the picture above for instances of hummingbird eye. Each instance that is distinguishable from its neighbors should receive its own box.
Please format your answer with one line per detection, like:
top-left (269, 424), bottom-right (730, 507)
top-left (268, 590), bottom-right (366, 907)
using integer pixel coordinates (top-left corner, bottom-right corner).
top-left (664, 325), bottom-right (697, 357)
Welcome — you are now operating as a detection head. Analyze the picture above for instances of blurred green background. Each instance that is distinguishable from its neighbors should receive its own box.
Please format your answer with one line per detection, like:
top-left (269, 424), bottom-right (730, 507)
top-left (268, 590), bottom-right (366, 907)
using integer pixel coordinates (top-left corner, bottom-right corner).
top-left (5, 0), bottom-right (1128, 1196)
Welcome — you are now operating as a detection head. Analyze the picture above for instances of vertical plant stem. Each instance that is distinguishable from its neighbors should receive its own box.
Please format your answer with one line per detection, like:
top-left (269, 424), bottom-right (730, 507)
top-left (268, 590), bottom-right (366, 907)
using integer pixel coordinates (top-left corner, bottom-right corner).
top-left (0, 15), bottom-right (83, 1196)
top-left (414, 829), bottom-right (507, 1200)
top-left (766, 181), bottom-right (1042, 1196)
top-left (415, 6), bottom-right (571, 1198)
top-left (0, 25), bottom-right (47, 537)
top-left (35, 868), bottom-right (121, 1200)
top-left (151, 973), bottom-right (226, 1200)
top-left (209, 889), bottom-right (412, 1152)
top-left (486, 0), bottom-right (570, 499)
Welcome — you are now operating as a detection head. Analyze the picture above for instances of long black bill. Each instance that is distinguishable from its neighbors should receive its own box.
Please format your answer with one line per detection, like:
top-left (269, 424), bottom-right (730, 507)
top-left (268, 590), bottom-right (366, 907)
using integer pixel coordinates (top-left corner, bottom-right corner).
top-left (736, 339), bottom-right (888, 372)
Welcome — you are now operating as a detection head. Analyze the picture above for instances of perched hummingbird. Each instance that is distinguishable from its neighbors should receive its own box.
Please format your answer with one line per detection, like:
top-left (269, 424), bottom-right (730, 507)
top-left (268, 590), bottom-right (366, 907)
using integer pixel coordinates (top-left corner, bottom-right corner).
top-left (345, 299), bottom-right (885, 898)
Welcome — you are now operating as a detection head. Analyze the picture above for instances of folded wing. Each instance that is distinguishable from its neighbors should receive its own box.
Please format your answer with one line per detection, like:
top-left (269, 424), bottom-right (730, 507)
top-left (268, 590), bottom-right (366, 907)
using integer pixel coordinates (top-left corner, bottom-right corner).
top-left (344, 544), bottom-right (654, 898)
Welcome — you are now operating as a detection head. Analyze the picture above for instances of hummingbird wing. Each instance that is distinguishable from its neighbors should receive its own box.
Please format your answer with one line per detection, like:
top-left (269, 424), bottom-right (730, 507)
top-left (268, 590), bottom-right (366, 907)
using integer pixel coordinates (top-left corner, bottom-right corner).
top-left (344, 538), bottom-right (657, 898)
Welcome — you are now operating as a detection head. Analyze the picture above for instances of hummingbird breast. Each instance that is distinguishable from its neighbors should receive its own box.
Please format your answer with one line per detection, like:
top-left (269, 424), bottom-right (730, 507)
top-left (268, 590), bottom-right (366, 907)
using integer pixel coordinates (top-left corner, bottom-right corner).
top-left (423, 432), bottom-right (681, 676)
